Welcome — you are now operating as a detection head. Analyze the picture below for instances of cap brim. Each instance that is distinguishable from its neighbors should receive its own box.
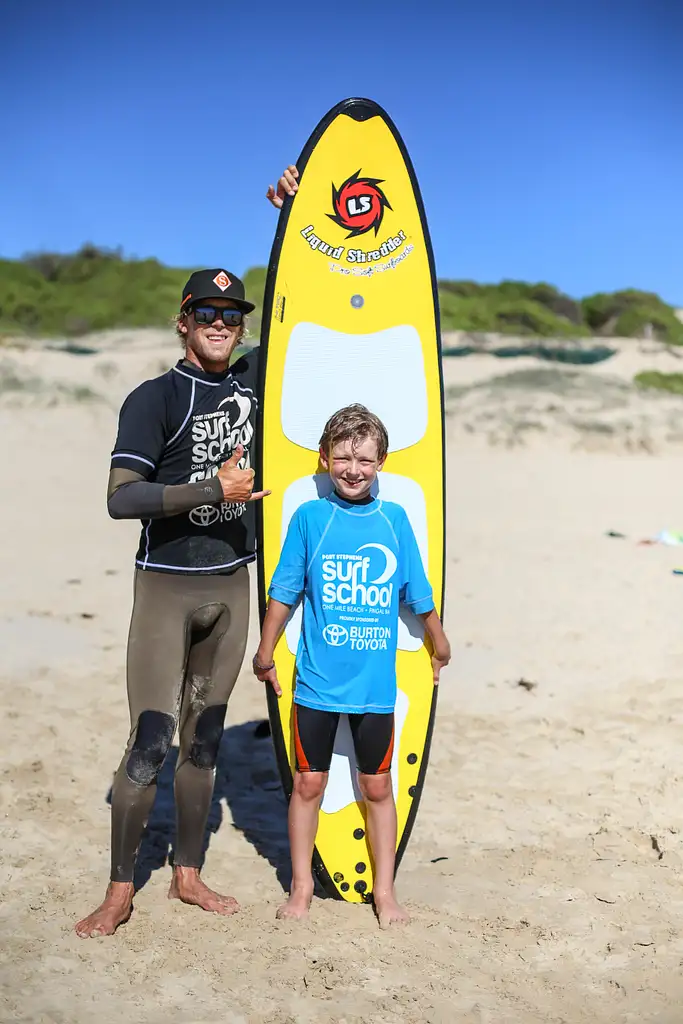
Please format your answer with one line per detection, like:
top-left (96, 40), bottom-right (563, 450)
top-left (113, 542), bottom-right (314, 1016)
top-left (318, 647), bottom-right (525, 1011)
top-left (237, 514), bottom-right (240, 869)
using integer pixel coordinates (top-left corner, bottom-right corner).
top-left (182, 294), bottom-right (256, 314)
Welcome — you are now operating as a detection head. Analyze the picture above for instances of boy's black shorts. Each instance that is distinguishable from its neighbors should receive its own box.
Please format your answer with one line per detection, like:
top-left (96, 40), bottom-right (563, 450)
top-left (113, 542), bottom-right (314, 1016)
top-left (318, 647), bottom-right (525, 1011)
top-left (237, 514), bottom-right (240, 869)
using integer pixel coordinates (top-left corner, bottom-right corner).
top-left (293, 703), bottom-right (394, 775)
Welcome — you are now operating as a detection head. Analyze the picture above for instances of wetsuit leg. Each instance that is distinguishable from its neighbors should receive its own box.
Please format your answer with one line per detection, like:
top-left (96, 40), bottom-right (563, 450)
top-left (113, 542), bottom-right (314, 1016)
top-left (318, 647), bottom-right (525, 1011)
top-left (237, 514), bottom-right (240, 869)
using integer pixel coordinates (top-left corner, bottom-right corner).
top-left (173, 566), bottom-right (250, 868)
top-left (110, 570), bottom-right (191, 883)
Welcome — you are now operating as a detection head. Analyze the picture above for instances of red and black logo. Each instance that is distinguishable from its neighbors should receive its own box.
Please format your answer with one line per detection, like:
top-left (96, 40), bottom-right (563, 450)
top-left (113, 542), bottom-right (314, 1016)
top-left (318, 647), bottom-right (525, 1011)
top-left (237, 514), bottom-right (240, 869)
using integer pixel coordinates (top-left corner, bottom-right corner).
top-left (328, 170), bottom-right (392, 238)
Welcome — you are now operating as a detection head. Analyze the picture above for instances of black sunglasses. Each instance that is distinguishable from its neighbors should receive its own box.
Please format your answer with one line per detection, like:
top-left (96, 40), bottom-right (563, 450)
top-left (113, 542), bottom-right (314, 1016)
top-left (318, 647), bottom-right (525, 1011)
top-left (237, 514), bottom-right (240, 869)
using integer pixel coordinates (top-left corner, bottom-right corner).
top-left (192, 305), bottom-right (244, 327)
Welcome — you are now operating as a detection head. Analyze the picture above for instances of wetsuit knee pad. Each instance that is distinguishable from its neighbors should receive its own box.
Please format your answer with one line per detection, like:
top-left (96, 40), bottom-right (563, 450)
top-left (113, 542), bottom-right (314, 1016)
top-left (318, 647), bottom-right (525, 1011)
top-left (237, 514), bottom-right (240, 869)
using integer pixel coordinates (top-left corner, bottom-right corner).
top-left (126, 710), bottom-right (175, 785)
top-left (190, 704), bottom-right (227, 769)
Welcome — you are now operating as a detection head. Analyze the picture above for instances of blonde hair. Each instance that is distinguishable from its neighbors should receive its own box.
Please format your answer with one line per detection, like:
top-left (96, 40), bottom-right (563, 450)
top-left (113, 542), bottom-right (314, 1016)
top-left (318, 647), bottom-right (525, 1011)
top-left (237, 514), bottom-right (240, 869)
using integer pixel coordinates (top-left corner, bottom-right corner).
top-left (319, 404), bottom-right (389, 461)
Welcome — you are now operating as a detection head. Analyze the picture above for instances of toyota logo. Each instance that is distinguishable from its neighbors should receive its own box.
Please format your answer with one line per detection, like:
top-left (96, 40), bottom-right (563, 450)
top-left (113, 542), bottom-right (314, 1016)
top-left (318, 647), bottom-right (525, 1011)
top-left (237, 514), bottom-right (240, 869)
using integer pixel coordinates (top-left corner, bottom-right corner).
top-left (323, 624), bottom-right (349, 647)
top-left (189, 504), bottom-right (220, 527)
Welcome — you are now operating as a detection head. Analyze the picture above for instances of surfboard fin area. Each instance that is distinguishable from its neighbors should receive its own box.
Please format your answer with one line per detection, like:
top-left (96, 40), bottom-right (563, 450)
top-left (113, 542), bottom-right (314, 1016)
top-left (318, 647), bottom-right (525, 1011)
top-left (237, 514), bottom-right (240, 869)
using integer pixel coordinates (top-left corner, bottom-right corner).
top-left (257, 97), bottom-right (445, 903)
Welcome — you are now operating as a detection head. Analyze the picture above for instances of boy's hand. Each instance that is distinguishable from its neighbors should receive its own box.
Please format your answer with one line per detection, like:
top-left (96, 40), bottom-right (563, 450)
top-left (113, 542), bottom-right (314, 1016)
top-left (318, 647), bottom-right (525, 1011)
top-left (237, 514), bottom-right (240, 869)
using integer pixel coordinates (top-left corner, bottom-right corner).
top-left (419, 610), bottom-right (451, 685)
top-left (253, 654), bottom-right (282, 696)
top-left (266, 165), bottom-right (299, 209)
top-left (431, 644), bottom-right (451, 685)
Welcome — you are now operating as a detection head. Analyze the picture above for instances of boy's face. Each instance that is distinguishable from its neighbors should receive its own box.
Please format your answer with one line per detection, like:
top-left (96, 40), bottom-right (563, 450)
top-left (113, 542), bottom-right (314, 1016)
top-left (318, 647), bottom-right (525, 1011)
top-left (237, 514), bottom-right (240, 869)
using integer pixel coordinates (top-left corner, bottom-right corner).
top-left (320, 436), bottom-right (385, 502)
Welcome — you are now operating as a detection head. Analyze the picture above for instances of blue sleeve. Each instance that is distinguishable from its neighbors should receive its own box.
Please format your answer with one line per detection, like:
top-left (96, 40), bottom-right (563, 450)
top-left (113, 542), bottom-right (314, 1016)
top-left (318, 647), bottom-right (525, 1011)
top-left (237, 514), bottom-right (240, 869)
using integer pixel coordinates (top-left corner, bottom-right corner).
top-left (268, 508), bottom-right (307, 605)
top-left (398, 511), bottom-right (434, 614)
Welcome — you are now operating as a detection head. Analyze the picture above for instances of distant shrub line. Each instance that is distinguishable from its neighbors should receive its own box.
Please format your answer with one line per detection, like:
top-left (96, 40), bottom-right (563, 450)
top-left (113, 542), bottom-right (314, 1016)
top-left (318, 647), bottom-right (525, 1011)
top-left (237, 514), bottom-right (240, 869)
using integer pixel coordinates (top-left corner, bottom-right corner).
top-left (0, 245), bottom-right (680, 343)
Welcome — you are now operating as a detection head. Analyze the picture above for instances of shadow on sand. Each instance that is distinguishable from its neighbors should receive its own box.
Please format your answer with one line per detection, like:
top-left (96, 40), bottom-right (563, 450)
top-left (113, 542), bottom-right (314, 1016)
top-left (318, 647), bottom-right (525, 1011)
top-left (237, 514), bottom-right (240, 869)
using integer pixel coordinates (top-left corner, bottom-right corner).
top-left (106, 718), bottom-right (292, 893)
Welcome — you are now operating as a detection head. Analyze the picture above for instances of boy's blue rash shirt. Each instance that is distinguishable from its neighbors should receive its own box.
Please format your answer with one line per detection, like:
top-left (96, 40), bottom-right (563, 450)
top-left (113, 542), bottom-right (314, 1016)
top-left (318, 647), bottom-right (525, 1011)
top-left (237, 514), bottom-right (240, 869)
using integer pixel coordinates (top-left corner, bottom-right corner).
top-left (268, 491), bottom-right (434, 714)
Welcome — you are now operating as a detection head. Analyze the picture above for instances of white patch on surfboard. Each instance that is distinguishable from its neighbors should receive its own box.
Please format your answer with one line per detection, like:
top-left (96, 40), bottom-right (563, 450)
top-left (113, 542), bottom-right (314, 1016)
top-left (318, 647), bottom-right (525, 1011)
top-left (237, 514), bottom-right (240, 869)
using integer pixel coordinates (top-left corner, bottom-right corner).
top-left (320, 688), bottom-right (410, 815)
top-left (280, 323), bottom-right (427, 454)
top-left (281, 472), bottom-right (427, 655)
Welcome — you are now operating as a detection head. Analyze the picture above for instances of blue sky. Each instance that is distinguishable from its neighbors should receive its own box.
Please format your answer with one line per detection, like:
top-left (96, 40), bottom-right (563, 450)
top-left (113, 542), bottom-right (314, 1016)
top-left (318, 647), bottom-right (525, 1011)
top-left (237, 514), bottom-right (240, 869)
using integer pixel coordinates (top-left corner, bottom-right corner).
top-left (2, 0), bottom-right (680, 303)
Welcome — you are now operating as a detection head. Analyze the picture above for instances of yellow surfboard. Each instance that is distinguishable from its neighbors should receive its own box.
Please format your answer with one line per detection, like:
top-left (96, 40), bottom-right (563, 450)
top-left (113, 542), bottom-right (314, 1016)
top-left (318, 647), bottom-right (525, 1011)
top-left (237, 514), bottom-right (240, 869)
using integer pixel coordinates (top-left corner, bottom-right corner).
top-left (256, 98), bottom-right (444, 903)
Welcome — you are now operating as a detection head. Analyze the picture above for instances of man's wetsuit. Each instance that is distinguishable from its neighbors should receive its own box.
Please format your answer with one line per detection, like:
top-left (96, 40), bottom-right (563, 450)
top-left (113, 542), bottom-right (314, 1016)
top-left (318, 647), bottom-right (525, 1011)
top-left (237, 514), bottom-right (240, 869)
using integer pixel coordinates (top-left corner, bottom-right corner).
top-left (107, 352), bottom-right (258, 882)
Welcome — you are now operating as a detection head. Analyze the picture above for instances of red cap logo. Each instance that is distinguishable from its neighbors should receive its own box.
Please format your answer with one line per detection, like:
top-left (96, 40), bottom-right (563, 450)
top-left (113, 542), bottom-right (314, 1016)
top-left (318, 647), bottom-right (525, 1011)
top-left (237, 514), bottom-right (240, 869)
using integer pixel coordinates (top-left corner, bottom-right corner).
top-left (328, 170), bottom-right (392, 238)
top-left (213, 271), bottom-right (231, 291)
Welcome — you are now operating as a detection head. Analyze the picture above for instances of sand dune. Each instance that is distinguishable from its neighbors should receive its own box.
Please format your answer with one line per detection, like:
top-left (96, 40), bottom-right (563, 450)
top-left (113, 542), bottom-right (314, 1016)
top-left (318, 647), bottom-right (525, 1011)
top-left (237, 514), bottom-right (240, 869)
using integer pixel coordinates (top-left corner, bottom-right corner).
top-left (3, 332), bottom-right (683, 1022)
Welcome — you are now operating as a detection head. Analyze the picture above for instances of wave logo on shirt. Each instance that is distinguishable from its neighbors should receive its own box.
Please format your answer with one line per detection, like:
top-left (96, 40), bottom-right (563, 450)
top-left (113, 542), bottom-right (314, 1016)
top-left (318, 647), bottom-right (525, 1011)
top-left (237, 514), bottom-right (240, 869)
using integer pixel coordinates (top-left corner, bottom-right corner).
top-left (217, 391), bottom-right (252, 431)
top-left (216, 391), bottom-right (254, 466)
top-left (321, 544), bottom-right (397, 609)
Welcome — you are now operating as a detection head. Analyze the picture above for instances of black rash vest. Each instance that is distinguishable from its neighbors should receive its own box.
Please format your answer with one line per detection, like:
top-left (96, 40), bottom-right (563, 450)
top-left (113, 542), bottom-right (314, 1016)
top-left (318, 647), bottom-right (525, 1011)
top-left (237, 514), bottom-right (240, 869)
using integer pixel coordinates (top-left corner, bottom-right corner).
top-left (110, 353), bottom-right (259, 575)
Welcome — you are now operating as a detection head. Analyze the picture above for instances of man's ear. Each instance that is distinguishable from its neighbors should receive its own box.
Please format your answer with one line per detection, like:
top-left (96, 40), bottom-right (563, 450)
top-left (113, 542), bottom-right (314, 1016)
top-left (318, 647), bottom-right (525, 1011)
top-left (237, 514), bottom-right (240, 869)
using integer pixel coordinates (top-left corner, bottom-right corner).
top-left (377, 456), bottom-right (387, 472)
top-left (319, 446), bottom-right (330, 470)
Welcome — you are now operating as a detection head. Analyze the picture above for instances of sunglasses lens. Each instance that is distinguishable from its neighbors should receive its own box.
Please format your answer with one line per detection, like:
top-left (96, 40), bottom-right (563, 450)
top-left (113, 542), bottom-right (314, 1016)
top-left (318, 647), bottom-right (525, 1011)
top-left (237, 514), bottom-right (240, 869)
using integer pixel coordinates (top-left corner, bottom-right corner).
top-left (192, 306), bottom-right (243, 326)
top-left (193, 306), bottom-right (213, 324)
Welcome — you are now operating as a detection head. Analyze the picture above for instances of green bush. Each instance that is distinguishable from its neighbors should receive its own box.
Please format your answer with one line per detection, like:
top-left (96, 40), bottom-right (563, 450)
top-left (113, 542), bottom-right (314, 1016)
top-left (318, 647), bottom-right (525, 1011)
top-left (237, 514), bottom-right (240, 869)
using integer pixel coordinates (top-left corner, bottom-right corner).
top-left (242, 265), bottom-right (268, 303)
top-left (634, 371), bottom-right (683, 395)
top-left (615, 305), bottom-right (683, 344)
top-left (581, 289), bottom-right (681, 341)
top-left (437, 279), bottom-right (482, 298)
top-left (438, 286), bottom-right (588, 337)
top-left (0, 247), bottom-right (189, 336)
top-left (493, 298), bottom-right (586, 336)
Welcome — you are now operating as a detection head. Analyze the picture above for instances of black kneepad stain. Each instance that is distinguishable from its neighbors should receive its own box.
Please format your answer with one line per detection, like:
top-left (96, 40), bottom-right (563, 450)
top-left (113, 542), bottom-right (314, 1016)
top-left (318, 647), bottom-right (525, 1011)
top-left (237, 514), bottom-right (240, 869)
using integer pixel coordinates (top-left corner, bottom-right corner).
top-left (190, 703), bottom-right (227, 769)
top-left (126, 710), bottom-right (175, 786)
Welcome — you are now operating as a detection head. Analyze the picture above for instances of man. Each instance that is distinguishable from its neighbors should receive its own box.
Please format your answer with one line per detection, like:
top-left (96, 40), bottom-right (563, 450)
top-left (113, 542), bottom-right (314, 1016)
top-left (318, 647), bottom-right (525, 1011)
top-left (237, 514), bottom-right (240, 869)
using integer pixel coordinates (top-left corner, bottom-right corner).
top-left (76, 267), bottom-right (270, 937)
top-left (76, 163), bottom-right (299, 938)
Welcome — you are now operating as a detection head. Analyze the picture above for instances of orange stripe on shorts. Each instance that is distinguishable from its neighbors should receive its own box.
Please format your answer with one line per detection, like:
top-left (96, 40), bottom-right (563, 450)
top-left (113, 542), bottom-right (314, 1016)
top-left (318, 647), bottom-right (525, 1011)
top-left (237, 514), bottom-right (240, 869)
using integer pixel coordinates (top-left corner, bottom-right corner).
top-left (293, 705), bottom-right (310, 772)
top-left (377, 723), bottom-right (395, 774)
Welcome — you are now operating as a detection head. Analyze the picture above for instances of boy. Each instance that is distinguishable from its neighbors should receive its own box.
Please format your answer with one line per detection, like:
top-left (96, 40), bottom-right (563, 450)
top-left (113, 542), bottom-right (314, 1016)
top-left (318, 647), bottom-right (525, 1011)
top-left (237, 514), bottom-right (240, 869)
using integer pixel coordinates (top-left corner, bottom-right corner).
top-left (253, 404), bottom-right (451, 928)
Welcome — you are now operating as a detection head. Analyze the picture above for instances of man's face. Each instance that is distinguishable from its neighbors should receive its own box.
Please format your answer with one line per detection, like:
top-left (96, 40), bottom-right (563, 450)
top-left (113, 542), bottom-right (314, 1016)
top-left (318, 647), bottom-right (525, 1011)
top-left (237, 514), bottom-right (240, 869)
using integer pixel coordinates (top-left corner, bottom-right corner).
top-left (180, 299), bottom-right (243, 369)
top-left (320, 435), bottom-right (384, 501)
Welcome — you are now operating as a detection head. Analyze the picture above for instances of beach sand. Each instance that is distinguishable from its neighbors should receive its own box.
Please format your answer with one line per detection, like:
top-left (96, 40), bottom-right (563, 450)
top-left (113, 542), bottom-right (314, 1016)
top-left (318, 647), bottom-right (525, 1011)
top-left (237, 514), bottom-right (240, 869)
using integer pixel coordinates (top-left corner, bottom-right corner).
top-left (2, 333), bottom-right (683, 1022)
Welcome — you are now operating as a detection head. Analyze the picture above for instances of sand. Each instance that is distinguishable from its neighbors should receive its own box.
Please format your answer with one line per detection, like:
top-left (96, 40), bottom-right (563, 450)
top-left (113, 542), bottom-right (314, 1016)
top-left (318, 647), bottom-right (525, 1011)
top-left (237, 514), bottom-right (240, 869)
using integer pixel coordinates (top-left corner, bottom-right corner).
top-left (3, 333), bottom-right (683, 1022)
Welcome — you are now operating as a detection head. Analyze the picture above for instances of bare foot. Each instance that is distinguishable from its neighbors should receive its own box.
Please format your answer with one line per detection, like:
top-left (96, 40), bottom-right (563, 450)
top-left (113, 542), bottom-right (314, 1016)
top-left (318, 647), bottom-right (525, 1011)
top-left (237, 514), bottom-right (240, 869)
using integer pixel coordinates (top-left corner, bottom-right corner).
top-left (168, 866), bottom-right (239, 916)
top-left (75, 881), bottom-right (134, 938)
top-left (276, 883), bottom-right (313, 920)
top-left (374, 890), bottom-right (410, 929)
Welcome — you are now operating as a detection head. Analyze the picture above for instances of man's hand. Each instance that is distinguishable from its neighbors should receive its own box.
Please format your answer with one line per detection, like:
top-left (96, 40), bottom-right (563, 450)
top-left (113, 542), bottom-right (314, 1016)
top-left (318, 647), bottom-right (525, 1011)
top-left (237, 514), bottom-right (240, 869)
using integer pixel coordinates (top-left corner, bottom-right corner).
top-left (266, 165), bottom-right (299, 209)
top-left (217, 444), bottom-right (271, 503)
top-left (253, 653), bottom-right (282, 696)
